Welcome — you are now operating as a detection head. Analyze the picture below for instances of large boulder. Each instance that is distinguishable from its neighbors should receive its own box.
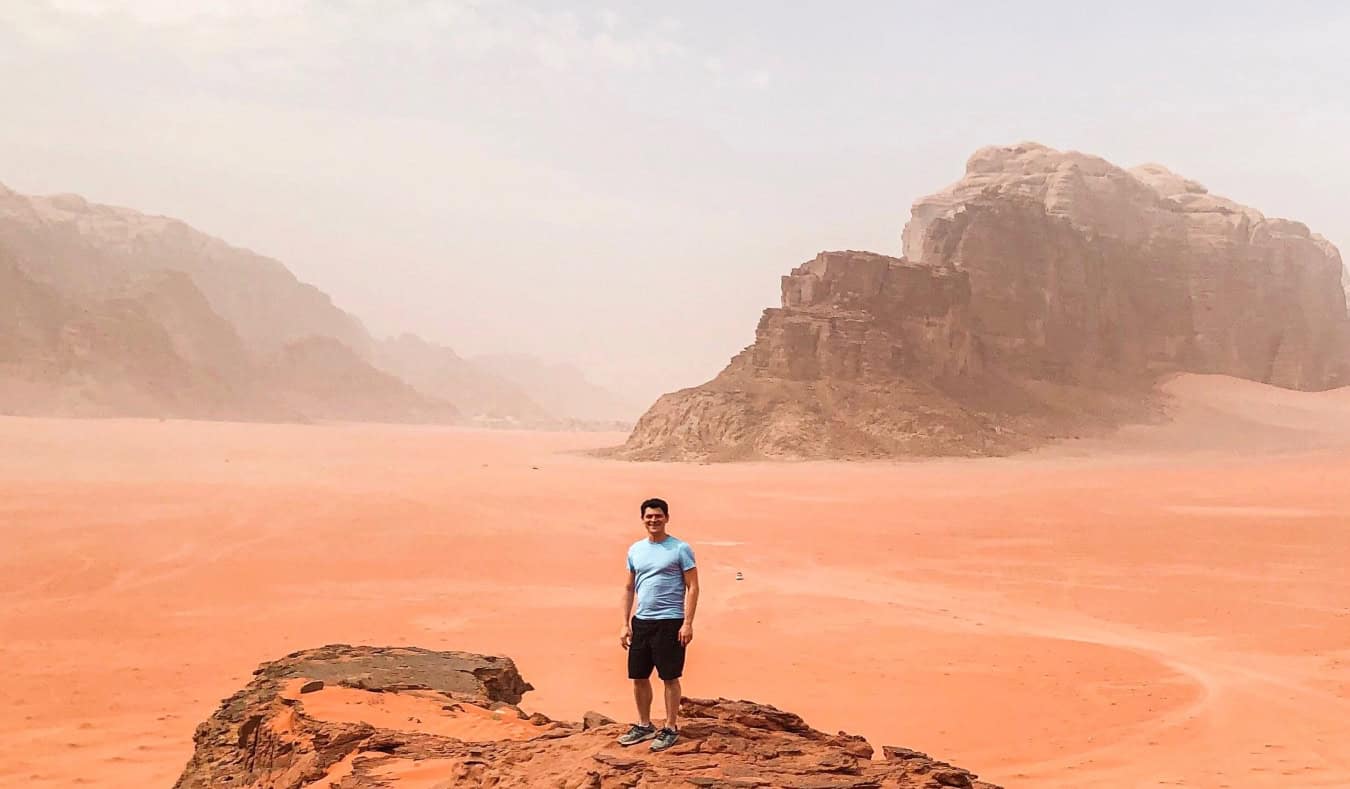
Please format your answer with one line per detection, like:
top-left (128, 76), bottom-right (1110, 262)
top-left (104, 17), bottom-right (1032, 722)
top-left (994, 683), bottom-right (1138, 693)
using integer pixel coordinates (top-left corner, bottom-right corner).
top-left (173, 644), bottom-right (999, 789)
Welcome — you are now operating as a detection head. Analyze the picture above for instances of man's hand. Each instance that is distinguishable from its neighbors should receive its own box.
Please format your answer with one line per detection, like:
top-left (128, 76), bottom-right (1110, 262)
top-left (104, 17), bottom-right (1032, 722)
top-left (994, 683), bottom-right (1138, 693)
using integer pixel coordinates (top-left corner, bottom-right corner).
top-left (678, 622), bottom-right (694, 647)
top-left (619, 625), bottom-right (632, 649)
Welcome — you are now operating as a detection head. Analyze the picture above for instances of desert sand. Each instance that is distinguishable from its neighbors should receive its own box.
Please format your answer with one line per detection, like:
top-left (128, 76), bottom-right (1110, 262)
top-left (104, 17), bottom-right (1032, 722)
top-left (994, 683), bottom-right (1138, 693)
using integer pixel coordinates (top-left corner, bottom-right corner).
top-left (2, 373), bottom-right (1349, 788)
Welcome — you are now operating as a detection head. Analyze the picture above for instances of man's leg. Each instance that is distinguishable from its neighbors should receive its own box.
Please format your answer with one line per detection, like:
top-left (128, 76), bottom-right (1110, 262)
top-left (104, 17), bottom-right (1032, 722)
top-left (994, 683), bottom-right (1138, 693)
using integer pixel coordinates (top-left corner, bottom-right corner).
top-left (662, 678), bottom-right (682, 730)
top-left (618, 620), bottom-right (659, 746)
top-left (633, 678), bottom-right (654, 726)
top-left (649, 619), bottom-right (687, 751)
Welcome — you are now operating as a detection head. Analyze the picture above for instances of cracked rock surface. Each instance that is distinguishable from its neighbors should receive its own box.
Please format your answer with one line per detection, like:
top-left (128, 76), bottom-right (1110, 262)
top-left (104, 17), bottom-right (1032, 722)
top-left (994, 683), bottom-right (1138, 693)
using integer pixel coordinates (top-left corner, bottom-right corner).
top-left (174, 644), bottom-right (999, 789)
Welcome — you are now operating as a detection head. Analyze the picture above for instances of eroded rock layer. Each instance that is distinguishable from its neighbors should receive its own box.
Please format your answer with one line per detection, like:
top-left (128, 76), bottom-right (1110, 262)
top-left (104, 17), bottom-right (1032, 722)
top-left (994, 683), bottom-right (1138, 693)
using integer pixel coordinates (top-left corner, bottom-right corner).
top-left (173, 644), bottom-right (998, 789)
top-left (620, 144), bottom-right (1347, 460)
top-left (905, 143), bottom-right (1347, 390)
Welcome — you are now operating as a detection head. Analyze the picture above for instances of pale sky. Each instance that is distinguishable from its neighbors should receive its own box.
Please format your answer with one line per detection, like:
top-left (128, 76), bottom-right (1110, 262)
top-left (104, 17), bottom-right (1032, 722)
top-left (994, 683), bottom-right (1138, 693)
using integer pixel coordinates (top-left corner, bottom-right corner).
top-left (2, 1), bottom-right (1347, 403)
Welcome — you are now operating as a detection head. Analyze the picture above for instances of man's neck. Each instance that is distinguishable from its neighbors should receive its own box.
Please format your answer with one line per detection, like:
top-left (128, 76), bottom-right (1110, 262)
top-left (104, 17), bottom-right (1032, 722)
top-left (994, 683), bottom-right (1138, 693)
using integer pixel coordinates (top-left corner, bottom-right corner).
top-left (647, 532), bottom-right (668, 543)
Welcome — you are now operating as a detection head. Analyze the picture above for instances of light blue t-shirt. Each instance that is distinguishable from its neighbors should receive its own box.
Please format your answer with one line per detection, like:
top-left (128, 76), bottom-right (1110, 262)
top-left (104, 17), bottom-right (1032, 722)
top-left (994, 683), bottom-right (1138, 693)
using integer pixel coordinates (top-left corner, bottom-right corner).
top-left (627, 536), bottom-right (696, 620)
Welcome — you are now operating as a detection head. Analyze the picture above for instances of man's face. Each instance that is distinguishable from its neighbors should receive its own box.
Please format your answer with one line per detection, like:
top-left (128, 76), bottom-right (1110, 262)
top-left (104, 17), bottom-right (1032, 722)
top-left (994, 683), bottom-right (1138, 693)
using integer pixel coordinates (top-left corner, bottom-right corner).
top-left (642, 507), bottom-right (668, 535)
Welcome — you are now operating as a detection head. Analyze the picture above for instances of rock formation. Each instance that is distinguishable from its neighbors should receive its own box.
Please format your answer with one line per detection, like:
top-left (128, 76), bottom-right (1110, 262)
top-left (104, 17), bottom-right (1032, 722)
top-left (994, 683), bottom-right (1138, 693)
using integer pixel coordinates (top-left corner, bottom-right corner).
top-left (0, 185), bottom-right (371, 358)
top-left (0, 184), bottom-right (460, 422)
top-left (1, 252), bottom-right (269, 418)
top-left (261, 337), bottom-right (460, 424)
top-left (374, 335), bottom-right (553, 425)
top-left (0, 242), bottom-right (454, 422)
top-left (174, 644), bottom-right (998, 789)
top-left (904, 143), bottom-right (1347, 390)
top-left (473, 353), bottom-right (642, 425)
top-left (0, 182), bottom-right (611, 426)
top-left (374, 341), bottom-right (638, 428)
top-left (620, 143), bottom-right (1348, 460)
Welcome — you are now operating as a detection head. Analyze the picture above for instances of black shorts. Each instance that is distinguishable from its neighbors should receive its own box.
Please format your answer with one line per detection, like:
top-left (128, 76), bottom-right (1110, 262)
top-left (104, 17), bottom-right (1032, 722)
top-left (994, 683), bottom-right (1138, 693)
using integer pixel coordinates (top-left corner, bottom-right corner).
top-left (628, 617), bottom-right (686, 680)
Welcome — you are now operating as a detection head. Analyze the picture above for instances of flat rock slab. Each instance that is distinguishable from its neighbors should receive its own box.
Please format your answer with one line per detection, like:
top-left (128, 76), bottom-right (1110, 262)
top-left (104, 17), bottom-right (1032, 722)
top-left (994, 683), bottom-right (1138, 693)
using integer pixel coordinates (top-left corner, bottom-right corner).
top-left (175, 644), bottom-right (999, 789)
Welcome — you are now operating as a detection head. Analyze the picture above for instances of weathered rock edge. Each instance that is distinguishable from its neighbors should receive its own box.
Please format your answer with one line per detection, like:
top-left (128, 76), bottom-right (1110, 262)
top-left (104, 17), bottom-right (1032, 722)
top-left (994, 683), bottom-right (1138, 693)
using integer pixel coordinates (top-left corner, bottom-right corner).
top-left (173, 643), bottom-right (1000, 789)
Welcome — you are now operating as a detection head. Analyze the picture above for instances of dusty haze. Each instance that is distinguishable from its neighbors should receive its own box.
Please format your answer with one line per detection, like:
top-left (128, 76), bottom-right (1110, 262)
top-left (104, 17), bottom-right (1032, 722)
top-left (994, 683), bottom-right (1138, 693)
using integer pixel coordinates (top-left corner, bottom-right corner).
top-left (4, 4), bottom-right (1350, 788)
top-left (3, 2), bottom-right (1349, 403)
top-left (3, 375), bottom-right (1350, 787)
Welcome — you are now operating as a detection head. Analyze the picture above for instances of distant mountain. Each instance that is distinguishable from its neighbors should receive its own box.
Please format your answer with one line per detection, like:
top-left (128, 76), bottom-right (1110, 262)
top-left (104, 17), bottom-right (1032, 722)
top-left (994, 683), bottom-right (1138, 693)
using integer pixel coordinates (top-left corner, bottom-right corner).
top-left (472, 353), bottom-right (641, 424)
top-left (0, 185), bottom-right (370, 357)
top-left (374, 334), bottom-right (551, 425)
top-left (1, 251), bottom-right (265, 418)
top-left (0, 180), bottom-right (625, 428)
top-left (0, 182), bottom-right (452, 423)
top-left (261, 336), bottom-right (458, 424)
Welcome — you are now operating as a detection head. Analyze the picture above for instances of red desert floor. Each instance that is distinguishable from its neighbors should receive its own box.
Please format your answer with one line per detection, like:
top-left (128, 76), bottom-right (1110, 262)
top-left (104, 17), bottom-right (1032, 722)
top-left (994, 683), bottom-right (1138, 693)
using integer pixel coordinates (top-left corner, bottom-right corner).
top-left (2, 374), bottom-right (1348, 787)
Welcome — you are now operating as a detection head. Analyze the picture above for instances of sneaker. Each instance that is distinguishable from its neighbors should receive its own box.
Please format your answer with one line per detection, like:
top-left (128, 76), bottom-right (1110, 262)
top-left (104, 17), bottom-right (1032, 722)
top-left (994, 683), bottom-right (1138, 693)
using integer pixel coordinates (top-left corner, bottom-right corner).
top-left (617, 723), bottom-right (656, 746)
top-left (649, 727), bottom-right (679, 752)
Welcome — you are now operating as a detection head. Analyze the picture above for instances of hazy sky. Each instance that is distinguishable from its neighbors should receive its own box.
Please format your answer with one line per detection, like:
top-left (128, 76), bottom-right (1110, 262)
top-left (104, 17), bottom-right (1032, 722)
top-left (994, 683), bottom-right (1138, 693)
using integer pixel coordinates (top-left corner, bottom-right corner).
top-left (2, 1), bottom-right (1347, 403)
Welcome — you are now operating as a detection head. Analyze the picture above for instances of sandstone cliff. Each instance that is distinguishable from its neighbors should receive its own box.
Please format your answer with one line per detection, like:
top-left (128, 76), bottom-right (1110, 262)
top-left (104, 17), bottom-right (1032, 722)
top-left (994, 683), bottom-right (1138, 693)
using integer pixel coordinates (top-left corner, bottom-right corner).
top-left (619, 251), bottom-right (1153, 460)
top-left (1, 243), bottom-right (458, 423)
top-left (261, 336), bottom-right (460, 424)
top-left (904, 143), bottom-right (1347, 390)
top-left (0, 251), bottom-right (271, 418)
top-left (620, 144), bottom-right (1348, 460)
top-left (0, 184), bottom-right (370, 357)
top-left (0, 182), bottom-right (576, 426)
top-left (174, 644), bottom-right (998, 789)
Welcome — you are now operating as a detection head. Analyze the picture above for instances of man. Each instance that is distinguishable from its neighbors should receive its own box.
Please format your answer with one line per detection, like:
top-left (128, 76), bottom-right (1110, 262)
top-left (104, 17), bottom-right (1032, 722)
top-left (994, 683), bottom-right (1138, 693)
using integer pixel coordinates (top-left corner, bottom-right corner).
top-left (617, 497), bottom-right (699, 752)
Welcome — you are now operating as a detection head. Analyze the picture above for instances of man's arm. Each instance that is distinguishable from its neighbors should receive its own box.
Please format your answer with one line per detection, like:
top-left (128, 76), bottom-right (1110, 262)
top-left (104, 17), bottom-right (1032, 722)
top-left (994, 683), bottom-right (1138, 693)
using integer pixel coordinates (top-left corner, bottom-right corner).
top-left (620, 570), bottom-right (636, 649)
top-left (679, 567), bottom-right (699, 646)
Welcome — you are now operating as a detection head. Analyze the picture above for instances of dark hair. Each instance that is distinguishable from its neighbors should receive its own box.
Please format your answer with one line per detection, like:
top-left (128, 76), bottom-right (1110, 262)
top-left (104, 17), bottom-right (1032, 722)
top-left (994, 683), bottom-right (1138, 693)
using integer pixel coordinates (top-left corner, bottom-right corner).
top-left (640, 498), bottom-right (669, 516)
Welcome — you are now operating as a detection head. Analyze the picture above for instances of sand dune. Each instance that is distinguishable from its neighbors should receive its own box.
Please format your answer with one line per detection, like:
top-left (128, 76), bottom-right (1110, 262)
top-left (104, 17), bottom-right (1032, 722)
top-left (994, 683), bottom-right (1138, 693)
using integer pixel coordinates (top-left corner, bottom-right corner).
top-left (1, 373), bottom-right (1349, 787)
top-left (1060, 373), bottom-right (1350, 456)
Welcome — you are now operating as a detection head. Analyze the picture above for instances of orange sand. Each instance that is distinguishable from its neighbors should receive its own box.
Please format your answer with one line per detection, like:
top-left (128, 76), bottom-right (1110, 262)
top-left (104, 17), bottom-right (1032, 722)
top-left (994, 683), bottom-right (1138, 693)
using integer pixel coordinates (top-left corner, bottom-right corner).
top-left (277, 680), bottom-right (544, 741)
top-left (1, 374), bottom-right (1349, 787)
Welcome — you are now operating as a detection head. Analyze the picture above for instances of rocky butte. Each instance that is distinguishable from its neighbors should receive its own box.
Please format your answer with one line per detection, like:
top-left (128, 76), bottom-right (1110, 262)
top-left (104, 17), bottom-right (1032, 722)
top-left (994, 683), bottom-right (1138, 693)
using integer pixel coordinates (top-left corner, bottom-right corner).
top-left (619, 143), bottom-right (1349, 460)
top-left (174, 644), bottom-right (998, 789)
